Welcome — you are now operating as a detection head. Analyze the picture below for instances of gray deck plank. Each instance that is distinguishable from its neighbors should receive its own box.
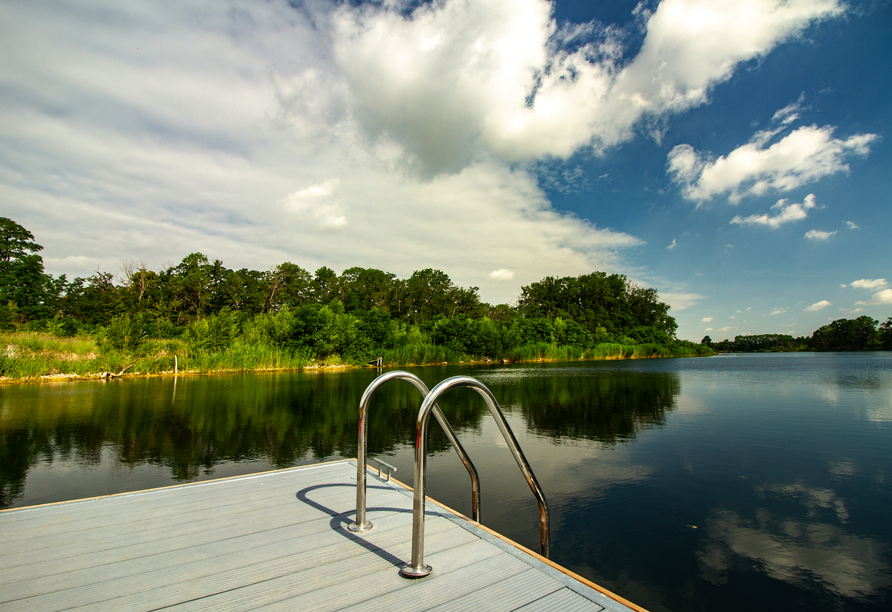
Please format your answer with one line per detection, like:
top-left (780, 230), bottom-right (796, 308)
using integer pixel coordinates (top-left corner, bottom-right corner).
top-left (160, 522), bottom-right (476, 612)
top-left (0, 460), bottom-right (637, 612)
top-left (261, 538), bottom-right (507, 612)
top-left (423, 568), bottom-right (564, 612)
top-left (0, 463), bottom-right (350, 545)
top-left (1, 481), bottom-right (405, 574)
top-left (514, 588), bottom-right (607, 612)
top-left (331, 539), bottom-right (534, 612)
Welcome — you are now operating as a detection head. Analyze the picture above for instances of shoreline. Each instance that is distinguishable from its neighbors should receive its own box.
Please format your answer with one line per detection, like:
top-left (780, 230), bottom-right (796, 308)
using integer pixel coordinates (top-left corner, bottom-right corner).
top-left (0, 352), bottom-right (692, 385)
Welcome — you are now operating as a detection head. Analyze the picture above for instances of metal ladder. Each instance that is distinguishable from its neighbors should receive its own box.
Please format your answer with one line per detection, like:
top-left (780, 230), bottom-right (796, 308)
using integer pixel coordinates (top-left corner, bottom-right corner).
top-left (349, 371), bottom-right (481, 533)
top-left (351, 371), bottom-right (550, 579)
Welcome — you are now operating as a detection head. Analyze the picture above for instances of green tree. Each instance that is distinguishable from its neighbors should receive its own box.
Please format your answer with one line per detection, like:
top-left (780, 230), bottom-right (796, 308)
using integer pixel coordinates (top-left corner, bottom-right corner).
top-left (62, 271), bottom-right (124, 326)
top-left (879, 317), bottom-right (892, 350)
top-left (403, 268), bottom-right (456, 324)
top-left (0, 218), bottom-right (59, 321)
top-left (173, 253), bottom-right (212, 323)
top-left (266, 262), bottom-right (312, 311)
top-left (812, 317), bottom-right (879, 351)
top-left (312, 266), bottom-right (340, 305)
top-left (339, 267), bottom-right (397, 313)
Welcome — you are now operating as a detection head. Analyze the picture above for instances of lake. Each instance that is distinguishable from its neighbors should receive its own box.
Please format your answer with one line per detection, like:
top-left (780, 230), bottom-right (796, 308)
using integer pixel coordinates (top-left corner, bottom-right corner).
top-left (1, 353), bottom-right (890, 611)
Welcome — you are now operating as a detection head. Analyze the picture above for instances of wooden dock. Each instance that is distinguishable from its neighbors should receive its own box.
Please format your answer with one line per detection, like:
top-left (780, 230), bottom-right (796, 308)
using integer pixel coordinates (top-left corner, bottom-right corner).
top-left (0, 460), bottom-right (643, 611)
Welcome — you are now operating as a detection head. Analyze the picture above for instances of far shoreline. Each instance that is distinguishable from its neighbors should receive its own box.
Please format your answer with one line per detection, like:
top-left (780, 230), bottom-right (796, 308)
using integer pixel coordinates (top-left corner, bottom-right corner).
top-left (0, 352), bottom-right (709, 385)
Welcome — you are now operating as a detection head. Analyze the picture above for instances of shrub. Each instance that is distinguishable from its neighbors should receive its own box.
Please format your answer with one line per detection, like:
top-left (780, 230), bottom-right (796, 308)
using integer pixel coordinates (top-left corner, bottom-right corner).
top-left (101, 313), bottom-right (151, 353)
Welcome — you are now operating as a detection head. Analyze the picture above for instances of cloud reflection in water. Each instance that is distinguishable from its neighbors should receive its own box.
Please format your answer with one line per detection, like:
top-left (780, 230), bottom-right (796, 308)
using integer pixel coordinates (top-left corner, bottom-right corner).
top-left (698, 483), bottom-right (890, 601)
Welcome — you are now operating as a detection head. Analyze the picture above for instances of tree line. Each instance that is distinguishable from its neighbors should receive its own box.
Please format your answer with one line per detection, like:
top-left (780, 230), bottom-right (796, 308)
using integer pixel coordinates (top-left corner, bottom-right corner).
top-left (0, 216), bottom-right (709, 373)
top-left (701, 314), bottom-right (892, 353)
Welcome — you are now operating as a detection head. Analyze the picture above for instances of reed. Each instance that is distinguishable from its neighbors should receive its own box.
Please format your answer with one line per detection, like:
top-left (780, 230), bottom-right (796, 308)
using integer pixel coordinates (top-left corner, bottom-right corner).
top-left (0, 326), bottom-right (711, 382)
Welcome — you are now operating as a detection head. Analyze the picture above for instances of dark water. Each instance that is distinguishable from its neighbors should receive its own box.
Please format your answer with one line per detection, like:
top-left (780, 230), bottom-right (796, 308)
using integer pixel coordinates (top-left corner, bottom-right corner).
top-left (1, 353), bottom-right (890, 611)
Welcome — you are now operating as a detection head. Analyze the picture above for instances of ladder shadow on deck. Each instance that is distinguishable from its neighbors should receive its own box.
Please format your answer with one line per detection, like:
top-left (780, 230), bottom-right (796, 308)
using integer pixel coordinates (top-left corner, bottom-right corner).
top-left (295, 482), bottom-right (444, 571)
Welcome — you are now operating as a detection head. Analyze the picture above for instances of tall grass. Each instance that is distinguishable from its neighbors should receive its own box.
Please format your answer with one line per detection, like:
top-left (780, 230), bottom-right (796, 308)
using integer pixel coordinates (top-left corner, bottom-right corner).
top-left (0, 329), bottom-right (711, 382)
top-left (0, 331), bottom-right (98, 356)
top-left (381, 343), bottom-right (460, 366)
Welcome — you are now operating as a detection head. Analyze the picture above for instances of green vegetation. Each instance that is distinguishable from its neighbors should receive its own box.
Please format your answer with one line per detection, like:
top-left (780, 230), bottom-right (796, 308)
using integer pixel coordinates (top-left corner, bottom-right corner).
top-left (703, 315), bottom-right (892, 353)
top-left (0, 217), bottom-right (710, 380)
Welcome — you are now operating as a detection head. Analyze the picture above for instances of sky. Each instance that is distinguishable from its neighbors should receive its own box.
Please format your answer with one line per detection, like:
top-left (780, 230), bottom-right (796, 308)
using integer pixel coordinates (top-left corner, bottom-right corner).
top-left (1, 0), bottom-right (890, 341)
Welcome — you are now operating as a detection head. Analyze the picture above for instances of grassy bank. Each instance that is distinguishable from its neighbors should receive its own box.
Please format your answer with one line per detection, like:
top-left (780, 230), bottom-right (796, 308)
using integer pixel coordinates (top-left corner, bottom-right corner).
top-left (0, 331), bottom-right (711, 382)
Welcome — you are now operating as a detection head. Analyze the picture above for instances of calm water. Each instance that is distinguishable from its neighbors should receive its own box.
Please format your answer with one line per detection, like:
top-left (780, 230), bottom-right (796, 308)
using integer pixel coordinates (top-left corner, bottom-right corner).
top-left (1, 353), bottom-right (890, 611)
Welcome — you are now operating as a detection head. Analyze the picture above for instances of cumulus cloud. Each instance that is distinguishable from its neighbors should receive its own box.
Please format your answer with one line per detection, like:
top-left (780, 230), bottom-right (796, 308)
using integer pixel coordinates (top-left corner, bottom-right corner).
top-left (730, 194), bottom-right (816, 228)
top-left (702, 317), bottom-right (713, 322)
top-left (659, 291), bottom-right (705, 311)
top-left (666, 239), bottom-right (677, 250)
top-left (668, 118), bottom-right (877, 204)
top-left (489, 269), bottom-right (515, 281)
top-left (805, 300), bottom-right (831, 312)
top-left (805, 229), bottom-right (837, 240)
top-left (769, 308), bottom-right (787, 316)
top-left (281, 180), bottom-right (348, 230)
top-left (330, 0), bottom-right (848, 174)
top-left (851, 279), bottom-right (888, 290)
top-left (846, 221), bottom-right (859, 229)
top-left (856, 289), bottom-right (892, 306)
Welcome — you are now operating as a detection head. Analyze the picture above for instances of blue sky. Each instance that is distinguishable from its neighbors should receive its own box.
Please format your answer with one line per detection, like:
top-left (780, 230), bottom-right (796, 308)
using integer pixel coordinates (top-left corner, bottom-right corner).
top-left (1, 0), bottom-right (889, 340)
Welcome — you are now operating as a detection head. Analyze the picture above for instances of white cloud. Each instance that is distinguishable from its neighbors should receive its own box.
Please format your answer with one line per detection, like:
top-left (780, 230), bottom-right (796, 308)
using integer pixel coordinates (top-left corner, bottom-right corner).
top-left (769, 308), bottom-right (787, 316)
top-left (488, 269), bottom-right (515, 281)
top-left (669, 120), bottom-right (877, 204)
top-left (805, 229), bottom-right (837, 240)
top-left (730, 194), bottom-right (816, 228)
top-left (331, 0), bottom-right (848, 173)
top-left (805, 300), bottom-right (831, 312)
top-left (704, 327), bottom-right (713, 332)
top-left (702, 317), bottom-right (713, 322)
top-left (666, 239), bottom-right (677, 250)
top-left (281, 180), bottom-right (348, 230)
top-left (659, 292), bottom-right (705, 312)
top-left (856, 289), bottom-right (892, 306)
top-left (851, 279), bottom-right (888, 290)
top-left (846, 221), bottom-right (859, 229)
top-left (718, 326), bottom-right (736, 332)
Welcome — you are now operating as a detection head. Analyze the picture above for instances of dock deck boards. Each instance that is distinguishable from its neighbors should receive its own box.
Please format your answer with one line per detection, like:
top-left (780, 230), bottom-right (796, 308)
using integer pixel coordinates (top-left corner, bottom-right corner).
top-left (0, 460), bottom-right (639, 611)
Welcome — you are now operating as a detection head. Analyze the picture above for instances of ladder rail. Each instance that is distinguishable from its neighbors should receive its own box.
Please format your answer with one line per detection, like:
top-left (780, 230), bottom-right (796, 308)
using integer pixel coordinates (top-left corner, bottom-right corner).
top-left (349, 371), bottom-right (481, 533)
top-left (400, 375), bottom-right (550, 579)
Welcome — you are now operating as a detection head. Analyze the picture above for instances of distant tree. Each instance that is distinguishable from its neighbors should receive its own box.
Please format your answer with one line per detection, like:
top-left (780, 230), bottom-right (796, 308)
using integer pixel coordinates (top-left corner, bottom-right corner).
top-left (812, 317), bottom-right (878, 351)
top-left (403, 268), bottom-right (455, 324)
top-left (172, 253), bottom-right (212, 323)
top-left (0, 217), bottom-right (59, 321)
top-left (312, 266), bottom-right (340, 304)
top-left (879, 317), bottom-right (892, 350)
top-left (482, 303), bottom-right (516, 321)
top-left (62, 271), bottom-right (124, 326)
top-left (267, 262), bottom-right (312, 310)
top-left (701, 336), bottom-right (712, 346)
top-left (339, 267), bottom-right (397, 313)
top-left (518, 271), bottom-right (676, 341)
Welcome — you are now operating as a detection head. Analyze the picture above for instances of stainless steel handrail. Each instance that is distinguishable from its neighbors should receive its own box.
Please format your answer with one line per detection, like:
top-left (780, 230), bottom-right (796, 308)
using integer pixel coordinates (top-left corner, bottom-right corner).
top-left (400, 375), bottom-right (550, 578)
top-left (349, 371), bottom-right (481, 533)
